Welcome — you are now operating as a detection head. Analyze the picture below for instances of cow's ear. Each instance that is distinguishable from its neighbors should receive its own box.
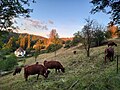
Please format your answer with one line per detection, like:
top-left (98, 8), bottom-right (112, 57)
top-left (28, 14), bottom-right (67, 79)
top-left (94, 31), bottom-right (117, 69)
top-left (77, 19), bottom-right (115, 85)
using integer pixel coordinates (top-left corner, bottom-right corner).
top-left (45, 70), bottom-right (50, 75)
top-left (47, 70), bottom-right (50, 74)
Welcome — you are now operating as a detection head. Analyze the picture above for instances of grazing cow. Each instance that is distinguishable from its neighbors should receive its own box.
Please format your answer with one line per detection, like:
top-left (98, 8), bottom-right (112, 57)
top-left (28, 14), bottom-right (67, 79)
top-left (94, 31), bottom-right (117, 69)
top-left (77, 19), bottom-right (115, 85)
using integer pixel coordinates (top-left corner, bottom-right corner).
top-left (44, 60), bottom-right (65, 73)
top-left (73, 51), bottom-right (76, 54)
top-left (24, 62), bottom-right (50, 81)
top-left (13, 66), bottom-right (22, 75)
top-left (108, 41), bottom-right (117, 47)
top-left (105, 47), bottom-right (114, 63)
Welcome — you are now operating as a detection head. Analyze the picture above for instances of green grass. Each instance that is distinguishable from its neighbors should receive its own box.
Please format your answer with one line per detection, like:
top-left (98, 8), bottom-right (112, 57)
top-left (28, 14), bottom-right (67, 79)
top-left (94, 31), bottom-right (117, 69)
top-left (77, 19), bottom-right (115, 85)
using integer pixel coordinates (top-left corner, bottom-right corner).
top-left (0, 39), bottom-right (120, 90)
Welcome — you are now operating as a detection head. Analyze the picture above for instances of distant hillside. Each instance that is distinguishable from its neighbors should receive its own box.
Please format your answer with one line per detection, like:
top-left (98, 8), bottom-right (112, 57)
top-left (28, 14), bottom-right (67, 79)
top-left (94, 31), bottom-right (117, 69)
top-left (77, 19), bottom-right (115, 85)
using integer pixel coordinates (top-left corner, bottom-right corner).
top-left (11, 32), bottom-right (73, 41)
top-left (0, 31), bottom-right (47, 41)
top-left (16, 32), bottom-right (74, 43)
top-left (61, 37), bottom-right (73, 41)
top-left (17, 33), bottom-right (47, 40)
top-left (0, 31), bottom-right (73, 50)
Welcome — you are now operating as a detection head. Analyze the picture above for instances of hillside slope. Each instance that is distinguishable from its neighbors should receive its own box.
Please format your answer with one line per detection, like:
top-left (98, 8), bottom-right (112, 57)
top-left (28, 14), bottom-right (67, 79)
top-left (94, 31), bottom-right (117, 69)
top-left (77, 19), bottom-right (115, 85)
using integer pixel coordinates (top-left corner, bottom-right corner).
top-left (0, 39), bottom-right (120, 90)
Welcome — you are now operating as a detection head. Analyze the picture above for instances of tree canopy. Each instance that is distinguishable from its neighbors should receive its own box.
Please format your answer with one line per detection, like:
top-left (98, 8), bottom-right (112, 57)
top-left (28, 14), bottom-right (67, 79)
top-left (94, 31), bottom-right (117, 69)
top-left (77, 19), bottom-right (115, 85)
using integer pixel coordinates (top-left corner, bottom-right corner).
top-left (0, 0), bottom-right (35, 30)
top-left (90, 0), bottom-right (120, 24)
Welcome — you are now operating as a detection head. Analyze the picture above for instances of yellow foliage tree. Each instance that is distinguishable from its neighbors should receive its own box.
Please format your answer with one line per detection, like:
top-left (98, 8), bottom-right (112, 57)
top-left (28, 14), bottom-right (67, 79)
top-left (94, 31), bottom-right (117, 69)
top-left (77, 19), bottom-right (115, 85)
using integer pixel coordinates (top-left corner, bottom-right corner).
top-left (27, 34), bottom-right (31, 49)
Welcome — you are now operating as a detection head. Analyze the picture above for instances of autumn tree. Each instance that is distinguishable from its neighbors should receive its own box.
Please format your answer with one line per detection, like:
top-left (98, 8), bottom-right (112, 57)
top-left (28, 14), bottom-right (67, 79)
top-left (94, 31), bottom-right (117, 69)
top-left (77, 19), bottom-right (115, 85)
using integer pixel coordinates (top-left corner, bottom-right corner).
top-left (92, 23), bottom-right (106, 46)
top-left (72, 31), bottom-right (83, 46)
top-left (81, 18), bottom-right (94, 57)
top-left (20, 36), bottom-right (26, 49)
top-left (18, 35), bottom-right (27, 49)
top-left (31, 35), bottom-right (37, 41)
top-left (31, 36), bottom-right (38, 48)
top-left (49, 29), bottom-right (62, 57)
top-left (49, 29), bottom-right (62, 45)
top-left (5, 37), bottom-right (13, 49)
top-left (5, 36), bottom-right (18, 51)
top-left (17, 34), bottom-right (23, 48)
top-left (33, 39), bottom-right (44, 53)
top-left (0, 0), bottom-right (35, 30)
top-left (27, 34), bottom-right (31, 49)
top-left (90, 0), bottom-right (120, 24)
top-left (49, 29), bottom-right (57, 42)
top-left (107, 21), bottom-right (118, 38)
top-left (2, 37), bottom-right (15, 53)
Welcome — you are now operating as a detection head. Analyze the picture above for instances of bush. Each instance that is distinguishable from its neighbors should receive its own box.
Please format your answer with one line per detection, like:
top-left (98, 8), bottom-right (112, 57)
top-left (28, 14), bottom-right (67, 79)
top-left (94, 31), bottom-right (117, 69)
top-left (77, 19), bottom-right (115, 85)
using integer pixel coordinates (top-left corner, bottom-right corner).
top-left (104, 30), bottom-right (112, 39)
top-left (64, 40), bottom-right (72, 48)
top-left (71, 38), bottom-right (80, 46)
top-left (71, 33), bottom-right (83, 47)
top-left (92, 30), bottom-right (106, 47)
top-left (47, 44), bottom-right (62, 52)
top-left (26, 48), bottom-right (32, 54)
top-left (0, 54), bottom-right (18, 71)
top-left (39, 50), bottom-right (48, 54)
top-left (0, 48), bottom-right (12, 55)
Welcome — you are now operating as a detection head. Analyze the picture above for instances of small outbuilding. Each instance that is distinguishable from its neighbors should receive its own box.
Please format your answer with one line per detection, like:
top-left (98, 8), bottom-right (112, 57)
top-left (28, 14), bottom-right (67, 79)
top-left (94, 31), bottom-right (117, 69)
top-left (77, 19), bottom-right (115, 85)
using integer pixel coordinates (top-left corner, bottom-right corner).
top-left (14, 47), bottom-right (26, 57)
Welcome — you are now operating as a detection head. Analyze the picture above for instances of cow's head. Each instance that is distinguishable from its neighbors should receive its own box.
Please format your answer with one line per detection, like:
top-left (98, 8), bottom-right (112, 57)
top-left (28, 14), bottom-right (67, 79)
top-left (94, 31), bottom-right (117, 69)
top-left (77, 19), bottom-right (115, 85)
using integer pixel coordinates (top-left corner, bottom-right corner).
top-left (44, 70), bottom-right (50, 78)
top-left (61, 68), bottom-right (65, 73)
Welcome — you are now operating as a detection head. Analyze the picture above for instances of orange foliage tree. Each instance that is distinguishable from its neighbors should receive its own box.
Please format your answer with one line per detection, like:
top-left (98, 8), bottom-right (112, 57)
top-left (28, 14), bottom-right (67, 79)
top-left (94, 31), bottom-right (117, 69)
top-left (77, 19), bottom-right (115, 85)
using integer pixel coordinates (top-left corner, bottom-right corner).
top-left (107, 21), bottom-right (118, 38)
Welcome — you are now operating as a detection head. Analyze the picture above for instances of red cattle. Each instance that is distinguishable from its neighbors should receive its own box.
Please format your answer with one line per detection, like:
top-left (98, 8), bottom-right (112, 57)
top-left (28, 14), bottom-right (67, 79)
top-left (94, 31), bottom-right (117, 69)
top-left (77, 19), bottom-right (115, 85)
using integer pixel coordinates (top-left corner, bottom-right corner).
top-left (108, 41), bottom-right (117, 47)
top-left (13, 66), bottom-right (22, 75)
top-left (24, 62), bottom-right (50, 81)
top-left (73, 51), bottom-right (77, 54)
top-left (105, 47), bottom-right (114, 63)
top-left (44, 60), bottom-right (65, 73)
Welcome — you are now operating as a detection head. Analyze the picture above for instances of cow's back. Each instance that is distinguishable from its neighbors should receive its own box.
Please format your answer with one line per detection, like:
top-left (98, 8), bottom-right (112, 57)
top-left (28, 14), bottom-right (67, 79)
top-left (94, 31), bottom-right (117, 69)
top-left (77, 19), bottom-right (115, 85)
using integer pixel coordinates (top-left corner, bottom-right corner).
top-left (24, 64), bottom-right (41, 75)
top-left (44, 61), bottom-right (63, 69)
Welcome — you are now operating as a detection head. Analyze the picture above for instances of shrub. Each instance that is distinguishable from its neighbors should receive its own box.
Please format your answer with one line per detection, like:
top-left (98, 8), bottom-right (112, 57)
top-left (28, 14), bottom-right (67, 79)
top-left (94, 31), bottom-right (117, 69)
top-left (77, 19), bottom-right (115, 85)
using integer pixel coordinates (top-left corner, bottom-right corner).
top-left (71, 32), bottom-right (83, 46)
top-left (104, 30), bottom-right (112, 39)
top-left (0, 54), bottom-right (18, 71)
top-left (26, 48), bottom-right (32, 54)
top-left (0, 48), bottom-right (12, 55)
top-left (92, 30), bottom-right (106, 46)
top-left (71, 38), bottom-right (81, 46)
top-left (47, 44), bottom-right (62, 52)
top-left (64, 40), bottom-right (72, 48)
top-left (39, 50), bottom-right (48, 54)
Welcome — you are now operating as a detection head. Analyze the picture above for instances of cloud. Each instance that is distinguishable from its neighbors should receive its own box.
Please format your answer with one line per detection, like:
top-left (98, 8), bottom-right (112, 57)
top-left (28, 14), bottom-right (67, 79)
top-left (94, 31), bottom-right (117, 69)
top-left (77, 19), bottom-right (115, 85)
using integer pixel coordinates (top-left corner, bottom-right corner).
top-left (48, 20), bottom-right (54, 24)
top-left (23, 18), bottom-right (48, 30)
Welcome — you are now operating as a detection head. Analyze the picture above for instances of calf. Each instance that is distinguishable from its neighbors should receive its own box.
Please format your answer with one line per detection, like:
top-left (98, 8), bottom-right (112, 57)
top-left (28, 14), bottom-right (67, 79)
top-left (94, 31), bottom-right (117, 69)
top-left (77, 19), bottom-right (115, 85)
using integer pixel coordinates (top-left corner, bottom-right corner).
top-left (105, 47), bottom-right (114, 63)
top-left (24, 62), bottom-right (50, 81)
top-left (44, 60), bottom-right (65, 73)
top-left (73, 51), bottom-right (77, 54)
top-left (13, 66), bottom-right (22, 75)
top-left (108, 41), bottom-right (117, 47)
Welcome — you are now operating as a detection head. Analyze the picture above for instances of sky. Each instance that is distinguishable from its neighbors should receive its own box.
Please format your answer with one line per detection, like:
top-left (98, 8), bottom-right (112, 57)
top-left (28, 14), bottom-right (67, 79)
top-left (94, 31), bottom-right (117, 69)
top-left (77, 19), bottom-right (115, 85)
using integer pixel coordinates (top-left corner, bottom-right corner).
top-left (15, 0), bottom-right (111, 38)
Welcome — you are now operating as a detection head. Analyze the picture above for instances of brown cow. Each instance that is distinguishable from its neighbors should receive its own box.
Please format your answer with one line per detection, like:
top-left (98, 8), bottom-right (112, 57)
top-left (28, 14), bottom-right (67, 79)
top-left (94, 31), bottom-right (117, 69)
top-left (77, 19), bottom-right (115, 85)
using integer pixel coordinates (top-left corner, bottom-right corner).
top-left (105, 47), bottom-right (114, 63)
top-left (24, 62), bottom-right (50, 81)
top-left (44, 60), bottom-right (65, 73)
top-left (108, 41), bottom-right (117, 47)
top-left (73, 51), bottom-right (77, 54)
top-left (13, 66), bottom-right (22, 75)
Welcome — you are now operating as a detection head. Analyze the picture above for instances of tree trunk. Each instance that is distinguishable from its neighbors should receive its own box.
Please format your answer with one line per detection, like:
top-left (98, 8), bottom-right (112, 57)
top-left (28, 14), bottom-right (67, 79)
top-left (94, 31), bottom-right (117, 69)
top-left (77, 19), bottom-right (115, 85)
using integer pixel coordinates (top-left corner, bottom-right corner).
top-left (87, 48), bottom-right (90, 57)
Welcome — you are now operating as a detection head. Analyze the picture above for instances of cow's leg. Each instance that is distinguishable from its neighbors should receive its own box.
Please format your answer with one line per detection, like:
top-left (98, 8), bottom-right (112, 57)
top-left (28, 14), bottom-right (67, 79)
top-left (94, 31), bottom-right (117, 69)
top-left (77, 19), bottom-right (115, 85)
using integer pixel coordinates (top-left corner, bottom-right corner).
top-left (55, 69), bottom-right (57, 73)
top-left (108, 55), bottom-right (113, 62)
top-left (111, 55), bottom-right (114, 61)
top-left (105, 55), bottom-right (107, 63)
top-left (37, 74), bottom-right (39, 80)
top-left (25, 75), bottom-right (28, 81)
top-left (58, 69), bottom-right (60, 73)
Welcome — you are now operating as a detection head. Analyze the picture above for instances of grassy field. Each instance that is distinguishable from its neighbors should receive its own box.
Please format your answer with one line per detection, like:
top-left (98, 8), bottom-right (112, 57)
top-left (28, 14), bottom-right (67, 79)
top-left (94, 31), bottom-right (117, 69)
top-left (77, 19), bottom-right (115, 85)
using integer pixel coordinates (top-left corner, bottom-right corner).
top-left (0, 39), bottom-right (120, 90)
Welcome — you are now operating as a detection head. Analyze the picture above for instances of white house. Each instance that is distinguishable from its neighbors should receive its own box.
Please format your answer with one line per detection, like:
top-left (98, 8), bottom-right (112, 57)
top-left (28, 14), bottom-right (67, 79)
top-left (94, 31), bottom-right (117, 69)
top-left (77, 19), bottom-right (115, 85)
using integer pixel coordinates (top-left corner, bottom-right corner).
top-left (14, 47), bottom-right (26, 57)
